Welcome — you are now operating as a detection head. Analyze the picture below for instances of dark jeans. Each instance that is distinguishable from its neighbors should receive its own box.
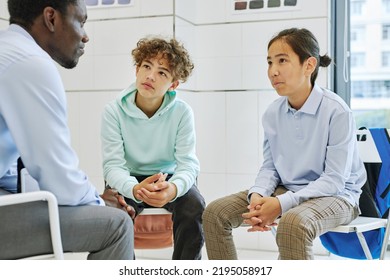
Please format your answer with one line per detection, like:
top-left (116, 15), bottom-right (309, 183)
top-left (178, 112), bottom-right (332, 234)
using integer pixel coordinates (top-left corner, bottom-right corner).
top-left (125, 175), bottom-right (205, 260)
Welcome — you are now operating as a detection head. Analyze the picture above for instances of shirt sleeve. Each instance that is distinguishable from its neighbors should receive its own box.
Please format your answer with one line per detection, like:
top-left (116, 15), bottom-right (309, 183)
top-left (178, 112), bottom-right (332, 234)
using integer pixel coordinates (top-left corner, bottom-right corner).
top-left (248, 134), bottom-right (281, 199)
top-left (2, 55), bottom-right (103, 206)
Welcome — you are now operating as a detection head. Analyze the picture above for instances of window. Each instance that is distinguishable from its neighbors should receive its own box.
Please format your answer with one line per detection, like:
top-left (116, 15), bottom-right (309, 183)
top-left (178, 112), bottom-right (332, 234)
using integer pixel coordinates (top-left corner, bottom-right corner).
top-left (351, 26), bottom-right (365, 42)
top-left (350, 0), bottom-right (366, 16)
top-left (383, 52), bottom-right (390, 67)
top-left (383, 24), bottom-right (390, 40)
top-left (383, 0), bottom-right (390, 13)
top-left (344, 0), bottom-right (390, 128)
top-left (351, 52), bottom-right (365, 68)
top-left (352, 81), bottom-right (390, 98)
top-left (332, 0), bottom-right (390, 128)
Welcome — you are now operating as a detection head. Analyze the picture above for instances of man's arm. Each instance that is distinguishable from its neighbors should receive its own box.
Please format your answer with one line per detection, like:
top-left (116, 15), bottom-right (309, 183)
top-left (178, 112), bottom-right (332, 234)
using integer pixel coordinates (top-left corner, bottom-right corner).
top-left (2, 55), bottom-right (102, 205)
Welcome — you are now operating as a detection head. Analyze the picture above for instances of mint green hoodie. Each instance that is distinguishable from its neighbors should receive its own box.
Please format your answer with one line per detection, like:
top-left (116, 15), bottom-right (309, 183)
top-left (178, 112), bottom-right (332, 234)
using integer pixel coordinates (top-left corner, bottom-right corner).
top-left (101, 83), bottom-right (200, 201)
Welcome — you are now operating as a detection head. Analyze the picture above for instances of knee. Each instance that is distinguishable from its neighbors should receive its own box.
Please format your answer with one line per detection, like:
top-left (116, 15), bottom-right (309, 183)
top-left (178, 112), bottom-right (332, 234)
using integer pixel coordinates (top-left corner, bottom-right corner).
top-left (189, 196), bottom-right (206, 216)
top-left (202, 200), bottom-right (219, 219)
top-left (202, 199), bottom-right (230, 228)
top-left (112, 209), bottom-right (134, 241)
top-left (277, 211), bottom-right (314, 240)
top-left (176, 192), bottom-right (205, 219)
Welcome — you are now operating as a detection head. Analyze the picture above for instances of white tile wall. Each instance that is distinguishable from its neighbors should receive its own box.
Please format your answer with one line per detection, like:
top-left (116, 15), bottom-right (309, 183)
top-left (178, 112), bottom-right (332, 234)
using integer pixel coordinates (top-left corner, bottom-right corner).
top-left (0, 20), bottom-right (7, 30)
top-left (196, 24), bottom-right (243, 58)
top-left (67, 91), bottom-right (118, 193)
top-left (93, 17), bottom-right (174, 56)
top-left (226, 174), bottom-right (257, 195)
top-left (59, 56), bottom-right (95, 91)
top-left (195, 57), bottom-right (243, 90)
top-left (59, 16), bottom-right (174, 91)
top-left (140, 0), bottom-right (173, 16)
top-left (178, 91), bottom-right (227, 174)
top-left (0, 0), bottom-right (7, 20)
top-left (242, 56), bottom-right (271, 90)
top-left (226, 91), bottom-right (260, 174)
top-left (175, 0), bottom-right (227, 25)
top-left (93, 54), bottom-right (135, 90)
top-left (174, 17), bottom-right (330, 93)
top-left (198, 173), bottom-right (227, 205)
top-left (0, 1), bottom-right (7, 29)
top-left (174, 18), bottom-right (195, 45)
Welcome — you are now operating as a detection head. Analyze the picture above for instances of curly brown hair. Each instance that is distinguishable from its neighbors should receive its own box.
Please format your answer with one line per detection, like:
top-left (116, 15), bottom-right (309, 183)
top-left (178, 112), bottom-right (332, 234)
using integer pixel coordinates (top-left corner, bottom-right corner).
top-left (131, 37), bottom-right (194, 83)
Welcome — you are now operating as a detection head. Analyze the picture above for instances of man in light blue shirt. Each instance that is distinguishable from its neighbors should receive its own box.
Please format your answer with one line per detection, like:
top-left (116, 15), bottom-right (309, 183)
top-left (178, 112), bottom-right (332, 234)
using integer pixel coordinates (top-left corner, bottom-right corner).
top-left (0, 0), bottom-right (134, 259)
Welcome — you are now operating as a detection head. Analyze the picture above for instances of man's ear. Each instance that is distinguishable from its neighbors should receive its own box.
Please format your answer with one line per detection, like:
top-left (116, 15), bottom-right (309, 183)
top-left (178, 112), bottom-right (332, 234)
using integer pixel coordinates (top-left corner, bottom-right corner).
top-left (42, 7), bottom-right (57, 32)
top-left (169, 80), bottom-right (179, 91)
top-left (305, 56), bottom-right (317, 77)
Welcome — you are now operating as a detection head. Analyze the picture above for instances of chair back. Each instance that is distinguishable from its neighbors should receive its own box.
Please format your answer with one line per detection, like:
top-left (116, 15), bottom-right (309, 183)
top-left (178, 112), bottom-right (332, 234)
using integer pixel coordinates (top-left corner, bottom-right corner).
top-left (320, 128), bottom-right (390, 259)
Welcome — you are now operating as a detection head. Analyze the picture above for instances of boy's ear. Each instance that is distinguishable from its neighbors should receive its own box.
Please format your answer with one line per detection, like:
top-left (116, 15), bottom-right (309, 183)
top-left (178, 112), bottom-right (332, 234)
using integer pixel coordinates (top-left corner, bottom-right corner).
top-left (305, 56), bottom-right (317, 77)
top-left (169, 80), bottom-right (179, 91)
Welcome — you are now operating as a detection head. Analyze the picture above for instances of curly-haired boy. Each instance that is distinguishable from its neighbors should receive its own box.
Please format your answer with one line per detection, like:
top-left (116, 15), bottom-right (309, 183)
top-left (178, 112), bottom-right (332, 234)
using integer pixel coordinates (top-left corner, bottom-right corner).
top-left (101, 37), bottom-right (205, 260)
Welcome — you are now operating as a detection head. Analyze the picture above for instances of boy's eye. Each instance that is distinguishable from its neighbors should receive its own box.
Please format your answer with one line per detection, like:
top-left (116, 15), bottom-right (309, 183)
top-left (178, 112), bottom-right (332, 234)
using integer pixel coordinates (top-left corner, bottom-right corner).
top-left (160, 72), bottom-right (167, 77)
top-left (279, 58), bottom-right (286, 63)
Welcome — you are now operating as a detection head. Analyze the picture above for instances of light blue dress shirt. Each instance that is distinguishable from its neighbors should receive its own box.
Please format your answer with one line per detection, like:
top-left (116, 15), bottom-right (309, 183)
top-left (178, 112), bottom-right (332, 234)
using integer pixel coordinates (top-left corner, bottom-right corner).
top-left (0, 24), bottom-right (103, 206)
top-left (249, 85), bottom-right (367, 214)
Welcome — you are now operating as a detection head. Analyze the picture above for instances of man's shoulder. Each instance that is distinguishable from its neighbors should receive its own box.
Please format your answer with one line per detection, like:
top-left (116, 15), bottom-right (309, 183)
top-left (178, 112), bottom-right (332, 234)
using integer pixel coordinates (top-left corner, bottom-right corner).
top-left (0, 30), bottom-right (51, 74)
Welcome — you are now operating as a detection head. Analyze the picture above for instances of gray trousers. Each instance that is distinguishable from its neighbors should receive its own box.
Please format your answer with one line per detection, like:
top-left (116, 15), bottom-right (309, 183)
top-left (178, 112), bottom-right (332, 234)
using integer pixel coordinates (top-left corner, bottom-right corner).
top-left (0, 189), bottom-right (134, 260)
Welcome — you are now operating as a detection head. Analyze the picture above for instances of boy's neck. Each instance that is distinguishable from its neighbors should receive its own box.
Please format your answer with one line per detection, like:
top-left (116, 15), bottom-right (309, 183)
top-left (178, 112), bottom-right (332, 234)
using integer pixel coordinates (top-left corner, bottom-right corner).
top-left (135, 92), bottom-right (164, 118)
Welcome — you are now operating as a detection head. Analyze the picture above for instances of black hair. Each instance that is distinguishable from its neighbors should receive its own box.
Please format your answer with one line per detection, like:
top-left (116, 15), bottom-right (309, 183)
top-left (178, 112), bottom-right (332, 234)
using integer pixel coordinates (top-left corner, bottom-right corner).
top-left (8, 0), bottom-right (78, 28)
top-left (268, 28), bottom-right (332, 87)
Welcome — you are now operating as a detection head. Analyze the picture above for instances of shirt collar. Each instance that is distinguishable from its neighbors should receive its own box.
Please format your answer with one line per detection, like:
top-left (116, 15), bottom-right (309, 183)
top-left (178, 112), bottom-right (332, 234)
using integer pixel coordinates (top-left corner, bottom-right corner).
top-left (284, 84), bottom-right (323, 115)
top-left (8, 24), bottom-right (35, 42)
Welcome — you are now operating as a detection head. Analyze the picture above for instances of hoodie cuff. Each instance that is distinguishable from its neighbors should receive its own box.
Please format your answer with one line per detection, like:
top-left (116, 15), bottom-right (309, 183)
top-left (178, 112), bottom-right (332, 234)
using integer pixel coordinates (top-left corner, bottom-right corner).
top-left (122, 182), bottom-right (143, 203)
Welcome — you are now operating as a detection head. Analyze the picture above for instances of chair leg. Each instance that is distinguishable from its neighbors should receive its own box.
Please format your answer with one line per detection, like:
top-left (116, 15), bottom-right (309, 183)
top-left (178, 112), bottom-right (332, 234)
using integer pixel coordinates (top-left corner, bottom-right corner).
top-left (380, 220), bottom-right (390, 260)
top-left (356, 232), bottom-right (373, 260)
top-left (270, 226), bottom-right (277, 237)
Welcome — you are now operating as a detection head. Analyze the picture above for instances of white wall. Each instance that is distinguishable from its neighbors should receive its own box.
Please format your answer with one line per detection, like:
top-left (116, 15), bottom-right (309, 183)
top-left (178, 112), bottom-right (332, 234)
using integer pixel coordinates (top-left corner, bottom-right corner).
top-left (0, 0), bottom-right (8, 27)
